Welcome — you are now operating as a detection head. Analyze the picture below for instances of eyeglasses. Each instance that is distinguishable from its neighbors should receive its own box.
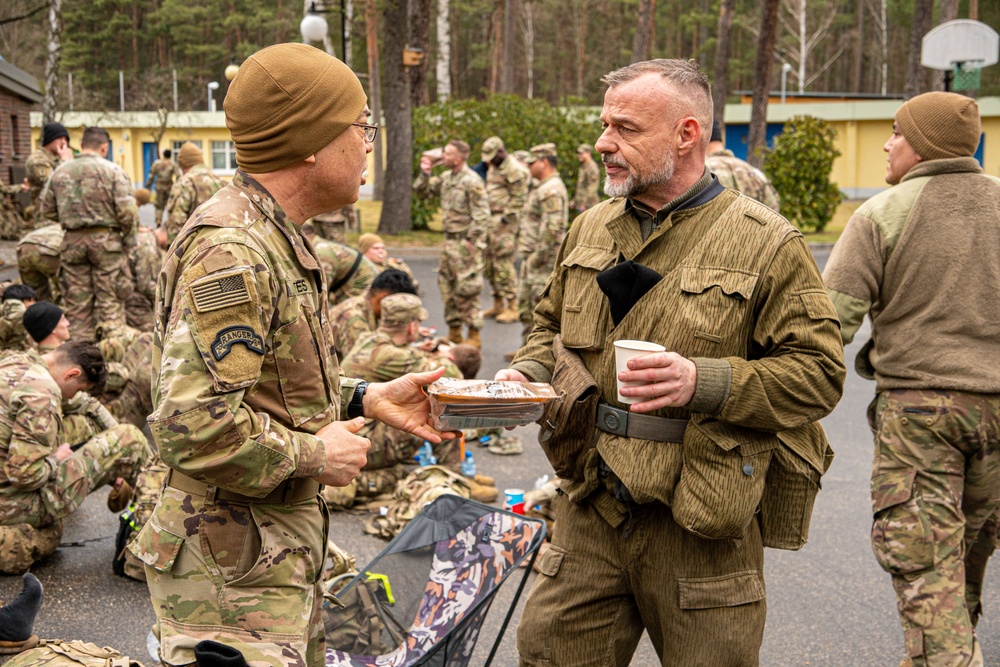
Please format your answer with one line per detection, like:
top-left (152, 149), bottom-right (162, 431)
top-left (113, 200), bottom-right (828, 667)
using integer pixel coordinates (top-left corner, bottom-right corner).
top-left (353, 122), bottom-right (378, 143)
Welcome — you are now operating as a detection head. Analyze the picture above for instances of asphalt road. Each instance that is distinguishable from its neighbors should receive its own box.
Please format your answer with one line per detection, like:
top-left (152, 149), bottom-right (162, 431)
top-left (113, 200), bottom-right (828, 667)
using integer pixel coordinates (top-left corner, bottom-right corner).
top-left (1, 246), bottom-right (997, 666)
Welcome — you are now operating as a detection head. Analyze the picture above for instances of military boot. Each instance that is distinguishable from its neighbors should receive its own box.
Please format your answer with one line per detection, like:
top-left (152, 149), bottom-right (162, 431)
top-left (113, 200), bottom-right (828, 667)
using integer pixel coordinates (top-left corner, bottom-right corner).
top-left (495, 302), bottom-right (520, 323)
top-left (466, 478), bottom-right (499, 503)
top-left (448, 325), bottom-right (464, 344)
top-left (465, 329), bottom-right (482, 348)
top-left (482, 297), bottom-right (505, 318)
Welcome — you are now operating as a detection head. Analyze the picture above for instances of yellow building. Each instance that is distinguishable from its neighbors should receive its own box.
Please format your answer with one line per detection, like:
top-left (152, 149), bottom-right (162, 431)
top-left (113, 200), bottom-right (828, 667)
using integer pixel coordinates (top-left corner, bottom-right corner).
top-left (32, 97), bottom-right (1000, 200)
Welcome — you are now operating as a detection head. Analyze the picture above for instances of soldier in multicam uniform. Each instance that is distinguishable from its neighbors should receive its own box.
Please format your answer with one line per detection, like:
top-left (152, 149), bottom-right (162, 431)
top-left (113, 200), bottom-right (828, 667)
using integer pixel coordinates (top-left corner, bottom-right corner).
top-left (162, 142), bottom-right (226, 244)
top-left (311, 236), bottom-right (380, 306)
top-left (330, 268), bottom-right (416, 358)
top-left (125, 227), bottom-right (163, 332)
top-left (24, 123), bottom-right (73, 226)
top-left (357, 233), bottom-right (420, 291)
top-left (414, 139), bottom-right (490, 347)
top-left (571, 143), bottom-right (601, 213)
top-left (129, 43), bottom-right (453, 667)
top-left (0, 182), bottom-right (26, 240)
top-left (144, 149), bottom-right (181, 224)
top-left (706, 121), bottom-right (780, 211)
top-left (480, 136), bottom-right (529, 323)
top-left (0, 285), bottom-right (36, 356)
top-left (311, 205), bottom-right (358, 244)
top-left (16, 223), bottom-right (63, 303)
top-left (23, 301), bottom-right (71, 354)
top-left (825, 92), bottom-right (1000, 667)
top-left (0, 341), bottom-right (150, 572)
top-left (39, 127), bottom-right (138, 340)
top-left (339, 294), bottom-right (496, 504)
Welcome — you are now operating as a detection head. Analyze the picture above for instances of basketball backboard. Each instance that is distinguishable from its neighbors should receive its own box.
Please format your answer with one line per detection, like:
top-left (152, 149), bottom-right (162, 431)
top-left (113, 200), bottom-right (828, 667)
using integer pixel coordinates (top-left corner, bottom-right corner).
top-left (922, 19), bottom-right (999, 70)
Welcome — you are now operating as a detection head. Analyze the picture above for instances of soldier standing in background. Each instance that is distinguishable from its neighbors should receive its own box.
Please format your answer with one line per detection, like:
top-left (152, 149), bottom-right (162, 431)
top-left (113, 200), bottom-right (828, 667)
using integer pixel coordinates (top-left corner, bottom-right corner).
top-left (312, 205), bottom-right (358, 244)
top-left (162, 142), bottom-right (226, 244)
top-left (414, 139), bottom-right (490, 347)
top-left (133, 43), bottom-right (453, 667)
top-left (570, 143), bottom-right (601, 213)
top-left (144, 149), bottom-right (180, 224)
top-left (24, 123), bottom-right (73, 227)
top-left (480, 136), bottom-right (529, 324)
top-left (39, 127), bottom-right (137, 340)
top-left (125, 227), bottom-right (162, 332)
top-left (509, 143), bottom-right (568, 357)
top-left (824, 92), bottom-right (1000, 667)
top-left (706, 121), bottom-right (780, 211)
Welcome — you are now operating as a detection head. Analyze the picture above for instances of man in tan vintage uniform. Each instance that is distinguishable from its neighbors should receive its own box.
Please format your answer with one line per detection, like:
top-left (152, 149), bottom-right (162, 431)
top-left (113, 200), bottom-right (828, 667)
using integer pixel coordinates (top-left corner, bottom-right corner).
top-left (499, 59), bottom-right (845, 666)
top-left (128, 43), bottom-right (454, 667)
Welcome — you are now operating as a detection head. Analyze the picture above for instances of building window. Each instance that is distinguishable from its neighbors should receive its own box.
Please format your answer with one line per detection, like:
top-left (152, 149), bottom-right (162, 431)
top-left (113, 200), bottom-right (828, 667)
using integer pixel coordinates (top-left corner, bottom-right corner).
top-left (172, 139), bottom-right (202, 160)
top-left (211, 140), bottom-right (237, 174)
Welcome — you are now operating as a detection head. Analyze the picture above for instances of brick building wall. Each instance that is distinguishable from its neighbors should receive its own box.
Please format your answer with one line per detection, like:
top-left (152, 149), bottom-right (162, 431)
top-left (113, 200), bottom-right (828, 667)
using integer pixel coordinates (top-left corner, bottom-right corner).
top-left (0, 91), bottom-right (34, 187)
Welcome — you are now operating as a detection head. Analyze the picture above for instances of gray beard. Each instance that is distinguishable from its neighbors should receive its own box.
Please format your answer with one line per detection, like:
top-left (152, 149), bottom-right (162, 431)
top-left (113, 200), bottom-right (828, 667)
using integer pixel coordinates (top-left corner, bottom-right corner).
top-left (602, 154), bottom-right (675, 199)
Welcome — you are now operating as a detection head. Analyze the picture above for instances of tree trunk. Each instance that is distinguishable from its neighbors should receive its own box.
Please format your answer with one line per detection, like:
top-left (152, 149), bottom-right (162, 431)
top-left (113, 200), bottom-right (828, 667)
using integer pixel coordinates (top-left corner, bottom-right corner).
top-left (524, 0), bottom-right (534, 99)
top-left (711, 0), bottom-right (735, 128)
top-left (631, 0), bottom-right (655, 63)
top-left (380, 0), bottom-right (413, 234)
top-left (365, 0), bottom-right (384, 200)
top-left (932, 0), bottom-right (959, 91)
top-left (572, 0), bottom-right (588, 98)
top-left (43, 0), bottom-right (63, 125)
top-left (408, 0), bottom-right (431, 107)
top-left (345, 0), bottom-right (353, 67)
top-left (488, 0), bottom-right (502, 93)
top-left (499, 0), bottom-right (518, 92)
top-left (435, 0), bottom-right (451, 101)
top-left (747, 0), bottom-right (779, 168)
top-left (904, 0), bottom-right (933, 99)
top-left (852, 0), bottom-right (864, 93)
top-left (797, 0), bottom-right (806, 93)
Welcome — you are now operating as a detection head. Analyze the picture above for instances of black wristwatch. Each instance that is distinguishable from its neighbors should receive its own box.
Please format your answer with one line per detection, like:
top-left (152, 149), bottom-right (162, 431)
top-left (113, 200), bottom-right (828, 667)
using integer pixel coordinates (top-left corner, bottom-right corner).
top-left (347, 382), bottom-right (368, 420)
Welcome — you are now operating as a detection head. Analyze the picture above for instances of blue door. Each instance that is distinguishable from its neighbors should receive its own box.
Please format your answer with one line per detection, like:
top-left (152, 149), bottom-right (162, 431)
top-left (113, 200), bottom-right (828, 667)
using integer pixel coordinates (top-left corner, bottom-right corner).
top-left (724, 123), bottom-right (785, 161)
top-left (142, 142), bottom-right (159, 184)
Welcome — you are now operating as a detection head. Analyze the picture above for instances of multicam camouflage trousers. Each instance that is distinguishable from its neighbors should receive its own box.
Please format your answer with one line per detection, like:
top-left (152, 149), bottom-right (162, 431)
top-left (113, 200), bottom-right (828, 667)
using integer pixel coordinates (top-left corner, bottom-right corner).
top-left (154, 186), bottom-right (172, 223)
top-left (516, 251), bottom-right (555, 345)
top-left (0, 423), bottom-right (150, 529)
top-left (135, 488), bottom-right (329, 667)
top-left (15, 242), bottom-right (60, 303)
top-left (438, 237), bottom-right (484, 331)
top-left (60, 228), bottom-right (133, 339)
top-left (484, 213), bottom-right (518, 302)
top-left (868, 388), bottom-right (1000, 667)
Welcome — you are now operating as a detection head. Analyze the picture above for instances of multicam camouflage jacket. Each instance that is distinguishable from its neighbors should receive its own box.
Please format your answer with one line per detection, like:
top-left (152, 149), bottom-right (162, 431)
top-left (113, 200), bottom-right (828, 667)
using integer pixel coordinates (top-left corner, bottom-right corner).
top-left (17, 222), bottom-right (63, 257)
top-left (520, 172), bottom-right (569, 272)
top-left (340, 330), bottom-right (461, 384)
top-left (706, 150), bottom-right (780, 212)
top-left (39, 154), bottom-right (138, 239)
top-left (312, 238), bottom-right (380, 306)
top-left (0, 299), bottom-right (31, 354)
top-left (163, 164), bottom-right (227, 243)
top-left (486, 156), bottom-right (530, 218)
top-left (330, 294), bottom-right (376, 359)
top-left (24, 148), bottom-right (61, 218)
top-left (573, 158), bottom-right (601, 210)
top-left (145, 158), bottom-right (181, 193)
top-left (150, 169), bottom-right (358, 496)
top-left (413, 165), bottom-right (490, 242)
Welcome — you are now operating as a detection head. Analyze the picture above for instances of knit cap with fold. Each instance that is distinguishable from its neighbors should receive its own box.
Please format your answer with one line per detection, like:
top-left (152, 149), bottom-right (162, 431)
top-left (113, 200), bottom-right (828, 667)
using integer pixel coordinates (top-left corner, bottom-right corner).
top-left (177, 142), bottom-right (203, 169)
top-left (894, 91), bottom-right (981, 161)
top-left (224, 43), bottom-right (367, 173)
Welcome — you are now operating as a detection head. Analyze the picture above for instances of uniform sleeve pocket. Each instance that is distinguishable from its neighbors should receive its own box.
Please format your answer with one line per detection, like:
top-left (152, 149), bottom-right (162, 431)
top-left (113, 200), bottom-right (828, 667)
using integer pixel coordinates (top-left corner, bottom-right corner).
top-left (128, 520), bottom-right (185, 573)
top-left (797, 290), bottom-right (841, 323)
top-left (678, 570), bottom-right (765, 609)
top-left (870, 468), bottom-right (934, 575)
top-left (534, 544), bottom-right (566, 577)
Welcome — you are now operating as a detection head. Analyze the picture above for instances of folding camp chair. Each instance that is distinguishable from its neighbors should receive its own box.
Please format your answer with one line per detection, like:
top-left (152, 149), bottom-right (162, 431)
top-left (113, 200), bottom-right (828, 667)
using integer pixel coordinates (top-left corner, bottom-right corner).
top-left (324, 494), bottom-right (546, 667)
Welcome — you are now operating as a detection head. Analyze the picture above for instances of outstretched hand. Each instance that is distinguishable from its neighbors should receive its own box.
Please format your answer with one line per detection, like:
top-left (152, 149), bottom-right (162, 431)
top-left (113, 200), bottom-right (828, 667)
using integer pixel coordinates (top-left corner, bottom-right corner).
top-left (364, 367), bottom-right (459, 443)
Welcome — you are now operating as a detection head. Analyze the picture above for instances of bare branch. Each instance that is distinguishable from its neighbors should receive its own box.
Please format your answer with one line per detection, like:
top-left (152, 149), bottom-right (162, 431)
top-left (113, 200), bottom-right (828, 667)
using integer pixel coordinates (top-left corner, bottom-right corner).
top-left (0, 2), bottom-right (48, 27)
top-left (805, 44), bottom-right (846, 87)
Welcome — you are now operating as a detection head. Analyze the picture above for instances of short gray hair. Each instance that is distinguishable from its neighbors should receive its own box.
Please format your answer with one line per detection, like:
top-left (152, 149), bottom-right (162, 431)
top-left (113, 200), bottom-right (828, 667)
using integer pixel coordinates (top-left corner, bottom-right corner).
top-left (602, 59), bottom-right (713, 136)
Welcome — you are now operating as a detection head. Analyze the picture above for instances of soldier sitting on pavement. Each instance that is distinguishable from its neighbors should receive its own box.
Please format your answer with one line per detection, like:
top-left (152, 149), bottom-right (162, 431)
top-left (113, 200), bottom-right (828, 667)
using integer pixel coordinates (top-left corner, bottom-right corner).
top-left (0, 341), bottom-right (151, 574)
top-left (96, 323), bottom-right (154, 430)
top-left (0, 285), bottom-right (37, 355)
top-left (338, 294), bottom-right (497, 505)
top-left (301, 222), bottom-right (380, 306)
top-left (0, 182), bottom-right (27, 241)
top-left (331, 268), bottom-right (417, 359)
top-left (124, 226), bottom-right (162, 333)
top-left (357, 233), bottom-right (420, 292)
top-left (16, 223), bottom-right (63, 303)
top-left (22, 301), bottom-right (70, 354)
top-left (706, 120), bottom-right (780, 211)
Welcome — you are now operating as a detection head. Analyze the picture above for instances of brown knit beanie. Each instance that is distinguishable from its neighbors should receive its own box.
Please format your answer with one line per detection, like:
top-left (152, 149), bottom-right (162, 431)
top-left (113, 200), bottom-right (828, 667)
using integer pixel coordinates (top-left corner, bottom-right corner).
top-left (894, 92), bottom-right (981, 161)
top-left (177, 142), bottom-right (203, 169)
top-left (224, 43), bottom-right (367, 173)
top-left (357, 233), bottom-right (383, 254)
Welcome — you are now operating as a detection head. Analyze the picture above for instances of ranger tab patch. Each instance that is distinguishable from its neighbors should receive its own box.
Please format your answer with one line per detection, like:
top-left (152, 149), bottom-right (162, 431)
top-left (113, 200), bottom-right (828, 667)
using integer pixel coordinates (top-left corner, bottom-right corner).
top-left (192, 272), bottom-right (252, 313)
top-left (211, 325), bottom-right (264, 360)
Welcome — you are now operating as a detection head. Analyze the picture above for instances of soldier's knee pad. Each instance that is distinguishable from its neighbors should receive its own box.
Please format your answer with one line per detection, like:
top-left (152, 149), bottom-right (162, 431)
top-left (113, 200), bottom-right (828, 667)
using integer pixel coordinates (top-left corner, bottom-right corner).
top-left (870, 468), bottom-right (937, 575)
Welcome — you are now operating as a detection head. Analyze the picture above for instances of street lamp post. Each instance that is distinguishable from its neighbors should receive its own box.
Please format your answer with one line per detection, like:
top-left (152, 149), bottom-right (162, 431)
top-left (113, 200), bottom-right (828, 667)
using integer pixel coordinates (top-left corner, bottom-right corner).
top-left (300, 0), bottom-right (347, 62)
top-left (781, 63), bottom-right (792, 104)
top-left (207, 81), bottom-right (220, 112)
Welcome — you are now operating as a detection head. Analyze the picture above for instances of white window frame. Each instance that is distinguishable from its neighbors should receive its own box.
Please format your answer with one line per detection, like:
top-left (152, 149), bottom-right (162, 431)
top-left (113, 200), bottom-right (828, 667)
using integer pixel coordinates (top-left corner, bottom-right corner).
top-left (211, 140), bottom-right (238, 175)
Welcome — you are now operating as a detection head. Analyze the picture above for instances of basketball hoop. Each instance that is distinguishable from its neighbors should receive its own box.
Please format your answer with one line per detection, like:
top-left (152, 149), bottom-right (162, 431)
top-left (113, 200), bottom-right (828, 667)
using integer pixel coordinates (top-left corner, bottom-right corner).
top-left (921, 20), bottom-right (998, 93)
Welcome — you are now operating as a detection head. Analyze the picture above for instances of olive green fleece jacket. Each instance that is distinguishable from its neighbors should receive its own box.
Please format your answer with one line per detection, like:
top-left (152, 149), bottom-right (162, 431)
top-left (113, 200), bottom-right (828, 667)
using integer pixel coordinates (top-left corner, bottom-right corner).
top-left (824, 157), bottom-right (1000, 393)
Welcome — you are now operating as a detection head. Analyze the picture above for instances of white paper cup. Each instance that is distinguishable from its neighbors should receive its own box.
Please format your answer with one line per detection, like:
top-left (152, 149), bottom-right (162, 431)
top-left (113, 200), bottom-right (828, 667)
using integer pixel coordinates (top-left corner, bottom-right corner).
top-left (613, 340), bottom-right (666, 404)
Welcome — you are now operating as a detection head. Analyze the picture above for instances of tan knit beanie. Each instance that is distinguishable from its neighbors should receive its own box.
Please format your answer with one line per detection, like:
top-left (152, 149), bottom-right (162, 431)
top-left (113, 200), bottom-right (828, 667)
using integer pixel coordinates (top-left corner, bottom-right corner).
top-left (894, 92), bottom-right (981, 161)
top-left (225, 43), bottom-right (367, 173)
top-left (177, 142), bottom-right (203, 169)
top-left (357, 233), bottom-right (383, 254)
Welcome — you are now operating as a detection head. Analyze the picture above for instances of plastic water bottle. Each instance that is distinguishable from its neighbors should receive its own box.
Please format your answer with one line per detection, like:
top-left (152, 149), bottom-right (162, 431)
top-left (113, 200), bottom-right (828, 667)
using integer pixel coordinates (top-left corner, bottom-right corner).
top-left (417, 441), bottom-right (436, 466)
top-left (461, 451), bottom-right (477, 477)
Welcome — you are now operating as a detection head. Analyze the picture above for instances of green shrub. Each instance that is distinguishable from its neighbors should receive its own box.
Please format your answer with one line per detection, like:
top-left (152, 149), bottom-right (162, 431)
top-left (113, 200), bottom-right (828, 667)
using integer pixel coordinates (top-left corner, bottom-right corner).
top-left (411, 95), bottom-right (603, 229)
top-left (762, 115), bottom-right (842, 233)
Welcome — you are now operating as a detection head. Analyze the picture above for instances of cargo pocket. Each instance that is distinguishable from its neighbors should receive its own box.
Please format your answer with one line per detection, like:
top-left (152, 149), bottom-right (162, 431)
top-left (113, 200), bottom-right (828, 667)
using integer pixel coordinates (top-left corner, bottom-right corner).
top-left (678, 267), bottom-right (758, 341)
top-left (672, 418), bottom-right (777, 540)
top-left (559, 245), bottom-right (615, 350)
top-left (273, 308), bottom-right (329, 427)
top-left (870, 468), bottom-right (934, 575)
top-left (158, 618), bottom-right (308, 667)
top-left (759, 424), bottom-right (832, 550)
top-left (534, 544), bottom-right (566, 577)
top-left (678, 570), bottom-right (765, 610)
top-left (128, 520), bottom-right (184, 573)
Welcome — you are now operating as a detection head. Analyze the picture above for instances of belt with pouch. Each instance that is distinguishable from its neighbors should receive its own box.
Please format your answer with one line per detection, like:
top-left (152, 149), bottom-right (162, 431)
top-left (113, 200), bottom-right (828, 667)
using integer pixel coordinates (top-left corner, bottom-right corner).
top-left (596, 403), bottom-right (688, 443)
top-left (164, 468), bottom-right (321, 505)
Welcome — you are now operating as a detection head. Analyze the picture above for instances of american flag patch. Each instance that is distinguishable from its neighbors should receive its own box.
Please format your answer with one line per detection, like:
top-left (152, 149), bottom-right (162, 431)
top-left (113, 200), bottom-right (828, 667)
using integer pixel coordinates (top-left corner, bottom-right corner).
top-left (191, 272), bottom-right (252, 313)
